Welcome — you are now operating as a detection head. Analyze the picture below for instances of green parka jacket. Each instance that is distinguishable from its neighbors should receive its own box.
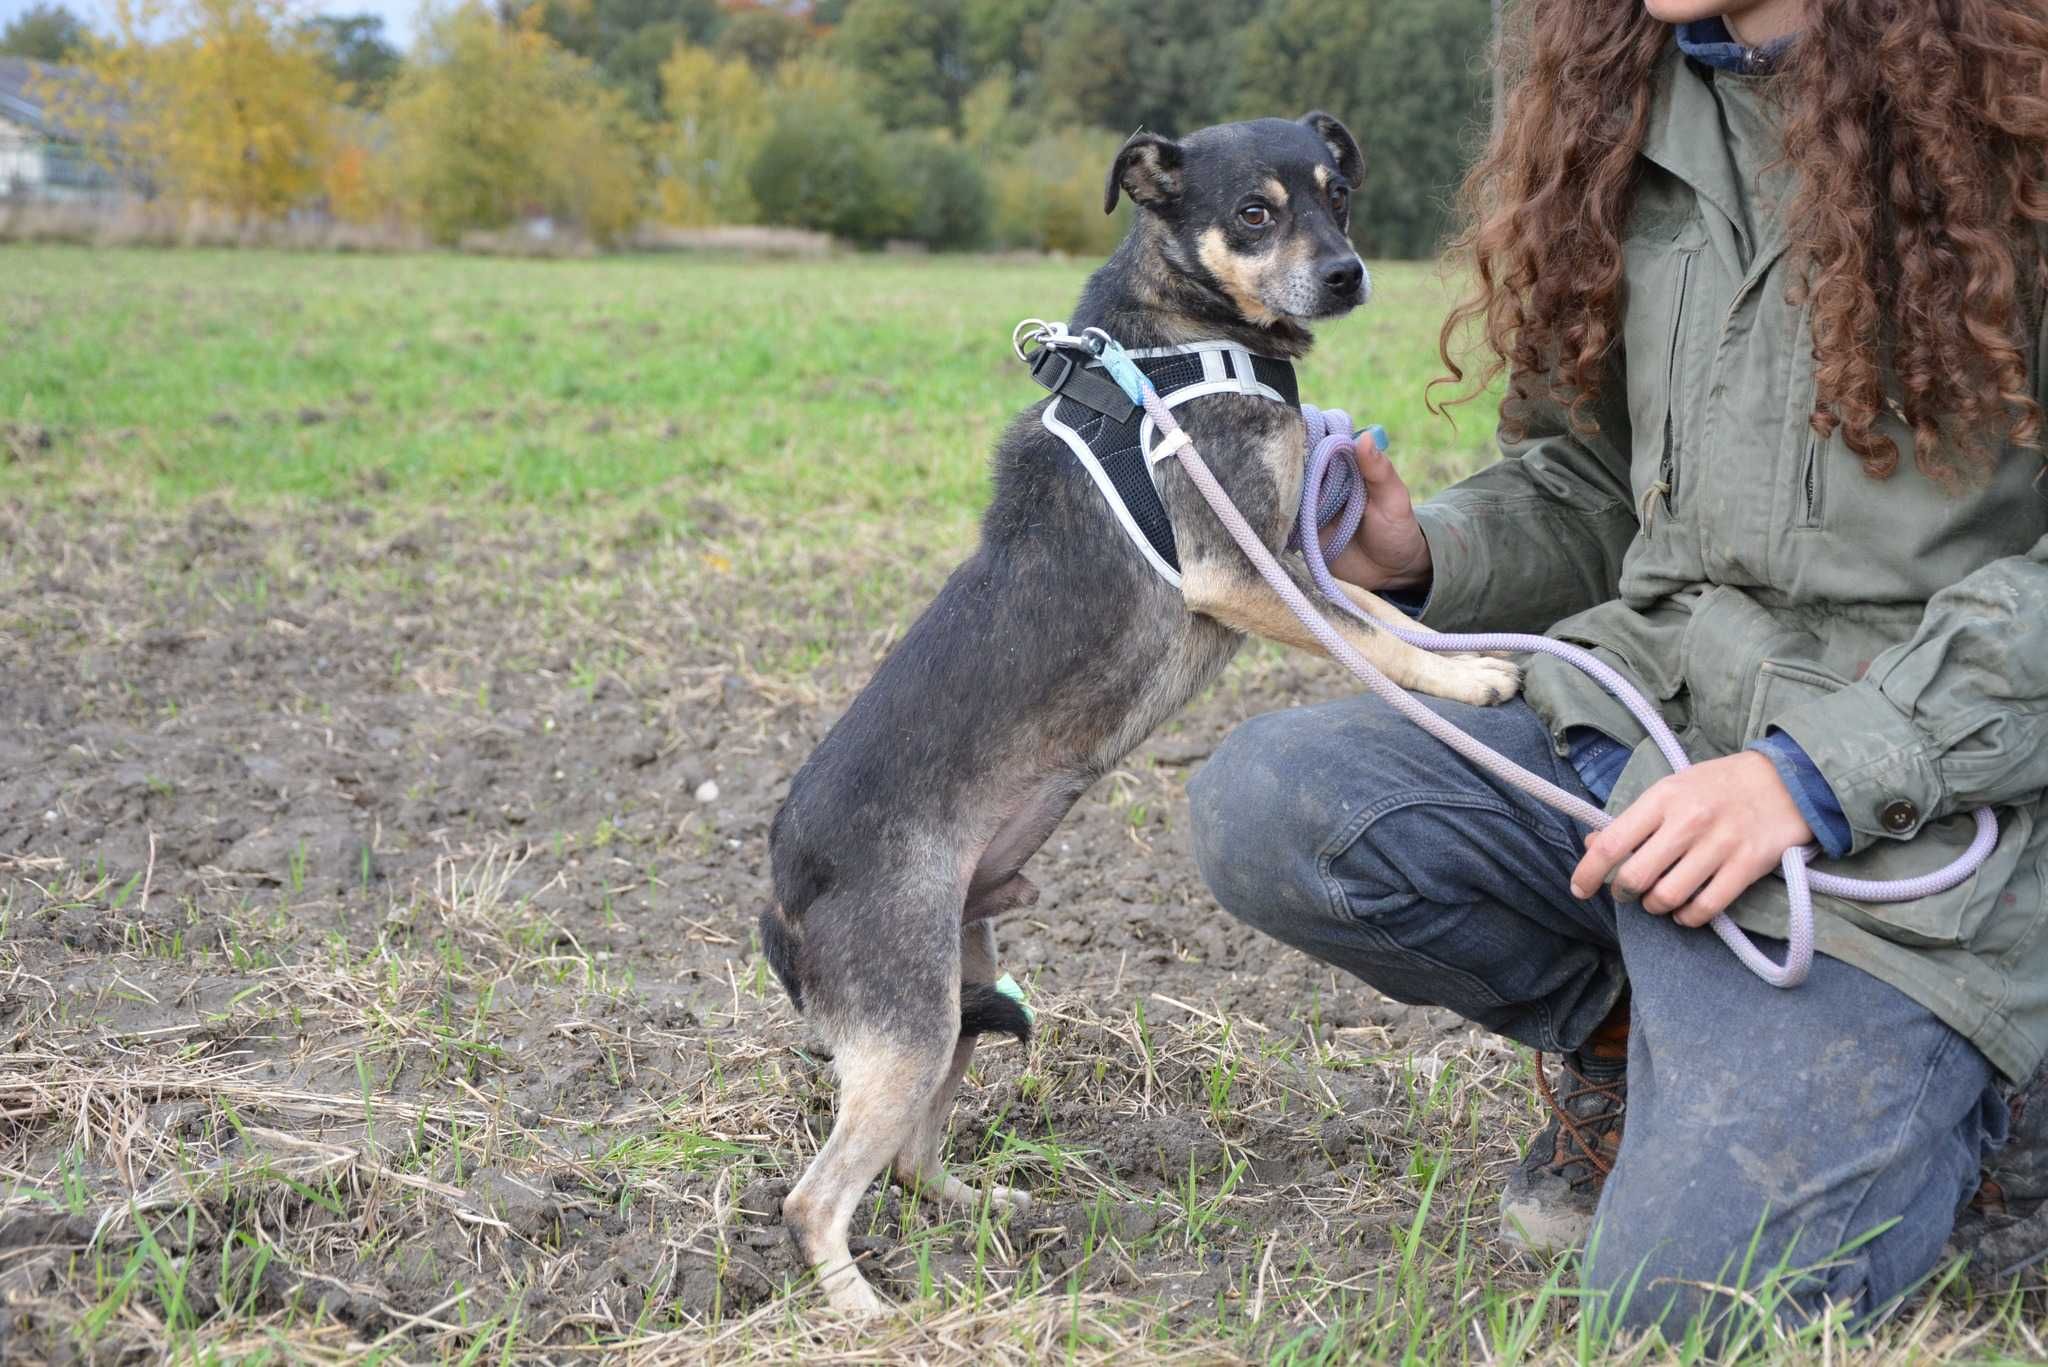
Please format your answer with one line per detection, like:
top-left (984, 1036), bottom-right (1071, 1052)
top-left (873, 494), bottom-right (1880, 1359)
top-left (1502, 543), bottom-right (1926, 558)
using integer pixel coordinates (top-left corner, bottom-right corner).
top-left (1413, 52), bottom-right (2048, 1081)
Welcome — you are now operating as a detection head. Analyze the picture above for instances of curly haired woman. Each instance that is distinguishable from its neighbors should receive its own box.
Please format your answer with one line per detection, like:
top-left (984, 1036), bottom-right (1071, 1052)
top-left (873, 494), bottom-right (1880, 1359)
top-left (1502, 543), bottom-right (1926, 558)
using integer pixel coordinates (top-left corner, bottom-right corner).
top-left (1191, 0), bottom-right (2048, 1335)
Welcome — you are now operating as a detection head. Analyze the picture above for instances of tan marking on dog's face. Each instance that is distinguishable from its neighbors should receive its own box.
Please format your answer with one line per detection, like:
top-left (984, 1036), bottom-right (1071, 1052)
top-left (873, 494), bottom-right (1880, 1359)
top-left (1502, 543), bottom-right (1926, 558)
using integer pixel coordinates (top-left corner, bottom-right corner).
top-left (1314, 164), bottom-right (1332, 190)
top-left (1197, 220), bottom-right (1339, 327)
top-left (1196, 226), bottom-right (1281, 327)
top-left (1262, 177), bottom-right (1288, 207)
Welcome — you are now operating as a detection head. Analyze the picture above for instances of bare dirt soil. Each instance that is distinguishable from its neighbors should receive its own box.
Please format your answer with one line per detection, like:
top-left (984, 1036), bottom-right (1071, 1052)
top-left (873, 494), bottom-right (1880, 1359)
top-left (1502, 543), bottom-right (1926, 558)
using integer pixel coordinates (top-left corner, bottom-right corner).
top-left (0, 491), bottom-right (1556, 1361)
top-left (10, 494), bottom-right (2025, 1363)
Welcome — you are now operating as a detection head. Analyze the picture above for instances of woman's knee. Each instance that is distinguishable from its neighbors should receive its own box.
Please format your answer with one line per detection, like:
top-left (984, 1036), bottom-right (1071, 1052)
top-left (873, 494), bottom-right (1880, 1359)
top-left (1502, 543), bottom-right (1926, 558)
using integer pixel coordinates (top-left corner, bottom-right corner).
top-left (1189, 700), bottom-right (1417, 934)
top-left (1189, 710), bottom-right (1328, 932)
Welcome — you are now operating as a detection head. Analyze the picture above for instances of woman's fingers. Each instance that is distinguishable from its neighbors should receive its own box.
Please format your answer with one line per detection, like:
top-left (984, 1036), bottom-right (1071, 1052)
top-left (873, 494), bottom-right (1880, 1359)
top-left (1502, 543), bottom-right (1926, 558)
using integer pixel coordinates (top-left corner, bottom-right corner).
top-left (1673, 861), bottom-right (1761, 928)
top-left (1611, 822), bottom-right (1694, 908)
top-left (1354, 433), bottom-right (1412, 514)
top-left (1571, 796), bottom-right (1662, 898)
top-left (1641, 845), bottom-right (1721, 915)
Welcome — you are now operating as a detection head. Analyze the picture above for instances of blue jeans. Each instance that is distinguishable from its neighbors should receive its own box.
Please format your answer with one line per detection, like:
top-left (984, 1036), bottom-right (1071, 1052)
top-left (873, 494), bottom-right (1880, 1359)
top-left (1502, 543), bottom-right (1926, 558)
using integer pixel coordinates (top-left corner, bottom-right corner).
top-left (1189, 694), bottom-right (2007, 1332)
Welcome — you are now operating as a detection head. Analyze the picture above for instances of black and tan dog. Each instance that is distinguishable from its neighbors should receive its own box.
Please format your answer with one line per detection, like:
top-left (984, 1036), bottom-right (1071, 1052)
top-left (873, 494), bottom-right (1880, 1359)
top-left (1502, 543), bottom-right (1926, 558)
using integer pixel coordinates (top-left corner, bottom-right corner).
top-left (761, 113), bottom-right (1518, 1312)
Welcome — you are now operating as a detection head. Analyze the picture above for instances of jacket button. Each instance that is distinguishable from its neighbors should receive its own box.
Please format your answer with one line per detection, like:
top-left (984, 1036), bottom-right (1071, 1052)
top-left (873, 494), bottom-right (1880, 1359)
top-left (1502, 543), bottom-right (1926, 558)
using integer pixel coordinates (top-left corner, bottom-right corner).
top-left (1880, 799), bottom-right (1920, 834)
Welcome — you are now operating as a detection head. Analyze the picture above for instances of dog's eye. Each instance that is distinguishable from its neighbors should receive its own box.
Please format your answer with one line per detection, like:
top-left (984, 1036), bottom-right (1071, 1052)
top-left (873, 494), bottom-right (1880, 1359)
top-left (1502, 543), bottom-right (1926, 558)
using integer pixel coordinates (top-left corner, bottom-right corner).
top-left (1330, 185), bottom-right (1350, 214)
top-left (1239, 204), bottom-right (1271, 228)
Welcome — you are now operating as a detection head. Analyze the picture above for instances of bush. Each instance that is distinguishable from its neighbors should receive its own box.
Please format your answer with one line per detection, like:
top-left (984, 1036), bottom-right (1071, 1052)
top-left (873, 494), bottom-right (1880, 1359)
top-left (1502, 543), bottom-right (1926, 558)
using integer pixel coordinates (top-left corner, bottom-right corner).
top-left (988, 128), bottom-right (1129, 256)
top-left (748, 99), bottom-right (897, 244)
top-left (739, 59), bottom-right (991, 251)
top-left (883, 133), bottom-right (991, 250)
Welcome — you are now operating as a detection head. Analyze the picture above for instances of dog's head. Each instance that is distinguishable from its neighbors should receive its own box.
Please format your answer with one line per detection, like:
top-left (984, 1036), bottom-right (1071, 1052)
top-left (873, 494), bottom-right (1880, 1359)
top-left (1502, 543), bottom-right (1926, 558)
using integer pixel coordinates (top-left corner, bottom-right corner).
top-left (1104, 113), bottom-right (1369, 330)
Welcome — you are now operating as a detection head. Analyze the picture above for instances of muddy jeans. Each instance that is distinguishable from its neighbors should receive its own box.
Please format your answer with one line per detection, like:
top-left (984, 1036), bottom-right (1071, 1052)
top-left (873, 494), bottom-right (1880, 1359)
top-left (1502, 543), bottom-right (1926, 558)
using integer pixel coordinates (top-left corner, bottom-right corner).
top-left (1188, 693), bottom-right (2008, 1332)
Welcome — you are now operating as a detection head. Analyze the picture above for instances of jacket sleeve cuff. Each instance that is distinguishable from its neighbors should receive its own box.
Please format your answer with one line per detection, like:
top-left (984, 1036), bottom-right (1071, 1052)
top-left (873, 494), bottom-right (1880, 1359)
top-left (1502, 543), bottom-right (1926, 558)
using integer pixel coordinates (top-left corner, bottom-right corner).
top-left (1381, 586), bottom-right (1431, 619)
top-left (1747, 731), bottom-right (1854, 859)
top-left (1768, 681), bottom-right (1947, 854)
top-left (1412, 503), bottom-right (1481, 631)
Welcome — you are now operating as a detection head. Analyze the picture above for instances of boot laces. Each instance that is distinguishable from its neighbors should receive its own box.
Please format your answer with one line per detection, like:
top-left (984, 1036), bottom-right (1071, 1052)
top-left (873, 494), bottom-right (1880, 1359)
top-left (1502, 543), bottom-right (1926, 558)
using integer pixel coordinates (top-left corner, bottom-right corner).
top-left (1534, 1051), bottom-right (1626, 1189)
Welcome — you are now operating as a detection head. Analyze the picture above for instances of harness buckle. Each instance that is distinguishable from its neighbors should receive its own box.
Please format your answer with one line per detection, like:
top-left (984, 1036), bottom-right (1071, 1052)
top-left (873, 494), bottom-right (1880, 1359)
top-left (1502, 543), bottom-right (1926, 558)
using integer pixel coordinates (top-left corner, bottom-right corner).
top-left (1024, 335), bottom-right (1136, 423)
top-left (1028, 345), bottom-right (1078, 397)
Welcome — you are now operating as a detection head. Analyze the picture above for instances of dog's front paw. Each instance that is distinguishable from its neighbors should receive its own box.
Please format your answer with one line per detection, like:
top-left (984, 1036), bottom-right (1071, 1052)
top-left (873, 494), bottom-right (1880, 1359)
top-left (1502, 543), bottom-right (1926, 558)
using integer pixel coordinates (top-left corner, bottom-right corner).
top-left (1431, 654), bottom-right (1522, 707)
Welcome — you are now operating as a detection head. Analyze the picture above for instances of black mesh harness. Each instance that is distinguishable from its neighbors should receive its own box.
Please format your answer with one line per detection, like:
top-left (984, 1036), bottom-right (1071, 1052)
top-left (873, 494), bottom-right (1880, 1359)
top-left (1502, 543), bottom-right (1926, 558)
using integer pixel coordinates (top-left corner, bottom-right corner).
top-left (1027, 337), bottom-right (1299, 586)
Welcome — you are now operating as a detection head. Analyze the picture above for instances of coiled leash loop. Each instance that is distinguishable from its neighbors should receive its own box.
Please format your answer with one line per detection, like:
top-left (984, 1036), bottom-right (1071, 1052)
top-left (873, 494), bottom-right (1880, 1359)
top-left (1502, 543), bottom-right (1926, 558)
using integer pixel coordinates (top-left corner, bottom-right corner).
top-left (1029, 321), bottom-right (2000, 989)
top-left (1290, 406), bottom-right (1999, 988)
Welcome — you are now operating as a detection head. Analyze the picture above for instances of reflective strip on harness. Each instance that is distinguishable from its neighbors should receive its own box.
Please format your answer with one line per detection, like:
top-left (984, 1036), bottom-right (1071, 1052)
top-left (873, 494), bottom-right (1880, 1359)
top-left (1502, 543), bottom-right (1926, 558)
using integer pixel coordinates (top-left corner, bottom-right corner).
top-left (1039, 339), bottom-right (1298, 588)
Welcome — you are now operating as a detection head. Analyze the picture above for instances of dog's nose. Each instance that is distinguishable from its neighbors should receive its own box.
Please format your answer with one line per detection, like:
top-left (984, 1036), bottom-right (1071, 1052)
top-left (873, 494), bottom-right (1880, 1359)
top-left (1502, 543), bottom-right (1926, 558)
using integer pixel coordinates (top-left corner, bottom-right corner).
top-left (1322, 257), bottom-right (1364, 295)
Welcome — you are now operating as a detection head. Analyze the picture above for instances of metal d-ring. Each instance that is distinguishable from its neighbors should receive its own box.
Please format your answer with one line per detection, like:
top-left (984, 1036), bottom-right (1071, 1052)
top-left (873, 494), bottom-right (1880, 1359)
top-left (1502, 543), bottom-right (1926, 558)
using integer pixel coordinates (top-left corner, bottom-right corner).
top-left (1011, 317), bottom-right (1059, 365)
top-left (1014, 318), bottom-right (1113, 366)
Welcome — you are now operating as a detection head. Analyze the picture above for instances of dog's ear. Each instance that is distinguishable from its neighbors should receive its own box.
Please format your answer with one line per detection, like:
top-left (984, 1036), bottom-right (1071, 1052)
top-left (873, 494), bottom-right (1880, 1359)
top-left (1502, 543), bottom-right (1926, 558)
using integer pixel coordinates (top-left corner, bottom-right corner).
top-left (1104, 131), bottom-right (1184, 215)
top-left (1299, 111), bottom-right (1364, 189)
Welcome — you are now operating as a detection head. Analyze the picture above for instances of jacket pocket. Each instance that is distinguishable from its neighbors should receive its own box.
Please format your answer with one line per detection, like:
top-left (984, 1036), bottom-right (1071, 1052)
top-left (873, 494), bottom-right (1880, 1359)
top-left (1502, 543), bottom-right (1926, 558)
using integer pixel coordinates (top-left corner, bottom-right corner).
top-left (1742, 657), bottom-right (1845, 745)
top-left (1743, 658), bottom-right (2010, 948)
top-left (1653, 248), bottom-right (1700, 522)
top-left (1796, 433), bottom-right (1824, 529)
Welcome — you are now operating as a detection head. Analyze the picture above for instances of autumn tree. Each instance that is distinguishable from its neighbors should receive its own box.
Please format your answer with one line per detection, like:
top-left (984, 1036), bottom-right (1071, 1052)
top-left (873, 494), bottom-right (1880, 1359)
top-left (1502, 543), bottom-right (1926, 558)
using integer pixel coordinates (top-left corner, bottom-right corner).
top-left (657, 42), bottom-right (767, 225)
top-left (1033, 2), bottom-right (1129, 131)
top-left (384, 5), bottom-right (648, 245)
top-left (57, 0), bottom-right (339, 220)
top-left (0, 2), bottom-right (91, 61)
top-left (302, 13), bottom-right (401, 107)
top-left (831, 0), bottom-right (968, 131)
top-left (961, 0), bottom-right (1052, 84)
top-left (713, 3), bottom-right (810, 73)
top-left (525, 0), bottom-right (722, 115)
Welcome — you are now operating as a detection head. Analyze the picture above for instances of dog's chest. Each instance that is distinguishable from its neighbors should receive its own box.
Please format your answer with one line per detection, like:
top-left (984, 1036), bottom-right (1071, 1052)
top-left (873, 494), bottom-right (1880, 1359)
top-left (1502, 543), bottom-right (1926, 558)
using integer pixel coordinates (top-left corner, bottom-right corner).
top-left (1191, 399), bottom-right (1307, 548)
top-left (1258, 420), bottom-right (1308, 541)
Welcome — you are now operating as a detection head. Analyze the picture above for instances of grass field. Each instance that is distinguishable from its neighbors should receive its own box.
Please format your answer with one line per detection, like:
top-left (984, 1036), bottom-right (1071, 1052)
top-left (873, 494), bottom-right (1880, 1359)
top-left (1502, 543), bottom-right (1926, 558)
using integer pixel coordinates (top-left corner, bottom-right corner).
top-left (2, 245), bottom-right (2043, 1363)
top-left (3, 247), bottom-right (1500, 519)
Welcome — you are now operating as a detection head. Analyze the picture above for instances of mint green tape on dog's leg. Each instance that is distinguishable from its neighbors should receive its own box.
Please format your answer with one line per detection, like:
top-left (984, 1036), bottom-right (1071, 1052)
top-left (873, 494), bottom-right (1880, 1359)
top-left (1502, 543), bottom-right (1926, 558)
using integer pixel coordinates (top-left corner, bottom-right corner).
top-left (994, 972), bottom-right (1034, 1025)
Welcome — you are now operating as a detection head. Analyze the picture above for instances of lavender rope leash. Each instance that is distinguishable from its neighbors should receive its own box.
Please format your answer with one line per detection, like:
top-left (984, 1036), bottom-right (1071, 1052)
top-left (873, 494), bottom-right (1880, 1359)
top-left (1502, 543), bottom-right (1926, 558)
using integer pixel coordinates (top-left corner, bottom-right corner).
top-left (1147, 385), bottom-right (2000, 989)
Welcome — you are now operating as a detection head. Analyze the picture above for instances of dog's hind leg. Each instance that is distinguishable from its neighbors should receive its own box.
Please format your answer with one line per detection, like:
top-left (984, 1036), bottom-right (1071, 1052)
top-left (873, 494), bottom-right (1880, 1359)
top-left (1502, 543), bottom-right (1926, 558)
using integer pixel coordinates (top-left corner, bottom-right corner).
top-left (784, 1019), bottom-right (953, 1313)
top-left (891, 921), bottom-right (1032, 1215)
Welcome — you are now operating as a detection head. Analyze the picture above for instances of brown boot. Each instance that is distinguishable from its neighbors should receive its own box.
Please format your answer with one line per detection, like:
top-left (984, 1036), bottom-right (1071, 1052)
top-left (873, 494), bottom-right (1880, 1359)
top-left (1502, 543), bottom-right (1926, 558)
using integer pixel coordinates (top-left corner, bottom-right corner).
top-left (1499, 1002), bottom-right (1629, 1257)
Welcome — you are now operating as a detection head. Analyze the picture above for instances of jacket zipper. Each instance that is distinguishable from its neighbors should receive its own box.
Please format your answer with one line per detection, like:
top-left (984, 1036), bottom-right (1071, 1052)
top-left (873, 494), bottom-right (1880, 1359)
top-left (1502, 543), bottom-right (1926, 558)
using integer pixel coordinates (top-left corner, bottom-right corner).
top-left (1798, 434), bottom-right (1823, 527)
top-left (1657, 250), bottom-right (1697, 519)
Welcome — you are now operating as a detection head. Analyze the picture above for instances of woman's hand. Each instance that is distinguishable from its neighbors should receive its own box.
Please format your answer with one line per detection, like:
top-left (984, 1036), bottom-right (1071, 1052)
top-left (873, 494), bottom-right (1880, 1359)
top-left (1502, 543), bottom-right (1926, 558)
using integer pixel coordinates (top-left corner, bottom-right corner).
top-left (1570, 752), bottom-right (1814, 926)
top-left (1325, 432), bottom-right (1433, 593)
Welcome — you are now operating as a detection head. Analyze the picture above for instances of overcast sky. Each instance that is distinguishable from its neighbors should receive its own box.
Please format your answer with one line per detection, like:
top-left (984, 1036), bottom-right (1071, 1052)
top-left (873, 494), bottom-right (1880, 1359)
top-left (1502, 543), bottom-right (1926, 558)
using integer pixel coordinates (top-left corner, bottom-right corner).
top-left (1, 0), bottom-right (424, 52)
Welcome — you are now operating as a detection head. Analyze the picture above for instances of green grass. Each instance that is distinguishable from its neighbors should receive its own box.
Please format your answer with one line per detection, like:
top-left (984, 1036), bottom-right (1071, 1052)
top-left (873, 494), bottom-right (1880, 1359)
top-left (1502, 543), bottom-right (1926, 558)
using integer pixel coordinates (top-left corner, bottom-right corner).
top-left (1, 245), bottom-right (1502, 537)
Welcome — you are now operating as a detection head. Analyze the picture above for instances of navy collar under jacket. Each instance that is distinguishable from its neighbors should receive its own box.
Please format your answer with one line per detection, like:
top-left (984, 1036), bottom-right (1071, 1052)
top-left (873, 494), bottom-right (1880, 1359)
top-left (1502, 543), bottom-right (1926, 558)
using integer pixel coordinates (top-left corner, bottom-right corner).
top-left (1674, 16), bottom-right (1795, 75)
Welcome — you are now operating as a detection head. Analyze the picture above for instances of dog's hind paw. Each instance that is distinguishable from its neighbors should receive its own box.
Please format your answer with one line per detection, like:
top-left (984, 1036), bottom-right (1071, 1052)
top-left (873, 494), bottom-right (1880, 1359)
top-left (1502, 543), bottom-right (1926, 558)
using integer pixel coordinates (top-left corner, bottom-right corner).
top-left (822, 1274), bottom-right (887, 1315)
top-left (985, 1184), bottom-right (1032, 1218)
top-left (907, 1173), bottom-right (1033, 1218)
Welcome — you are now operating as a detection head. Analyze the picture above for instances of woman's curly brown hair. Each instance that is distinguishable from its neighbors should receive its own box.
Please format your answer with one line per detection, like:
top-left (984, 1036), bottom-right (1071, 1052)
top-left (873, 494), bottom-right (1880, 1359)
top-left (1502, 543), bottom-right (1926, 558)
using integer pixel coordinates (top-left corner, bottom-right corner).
top-left (1438, 0), bottom-right (2048, 487)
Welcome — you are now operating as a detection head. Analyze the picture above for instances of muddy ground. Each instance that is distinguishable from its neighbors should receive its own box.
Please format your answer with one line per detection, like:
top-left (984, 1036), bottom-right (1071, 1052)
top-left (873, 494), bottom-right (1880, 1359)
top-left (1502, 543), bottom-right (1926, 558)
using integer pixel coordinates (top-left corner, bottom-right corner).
top-left (0, 492), bottom-right (1688, 1359)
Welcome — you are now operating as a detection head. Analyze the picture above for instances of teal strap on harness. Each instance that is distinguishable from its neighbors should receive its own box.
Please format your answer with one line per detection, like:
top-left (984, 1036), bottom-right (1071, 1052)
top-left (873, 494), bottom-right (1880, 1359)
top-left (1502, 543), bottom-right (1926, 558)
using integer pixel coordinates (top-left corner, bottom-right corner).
top-left (1094, 336), bottom-right (1150, 407)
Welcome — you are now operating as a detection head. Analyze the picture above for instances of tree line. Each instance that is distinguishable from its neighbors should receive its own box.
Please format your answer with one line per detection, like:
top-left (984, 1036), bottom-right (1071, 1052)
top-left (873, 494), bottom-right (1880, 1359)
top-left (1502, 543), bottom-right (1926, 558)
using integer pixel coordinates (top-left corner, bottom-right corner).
top-left (2, 0), bottom-right (1494, 257)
